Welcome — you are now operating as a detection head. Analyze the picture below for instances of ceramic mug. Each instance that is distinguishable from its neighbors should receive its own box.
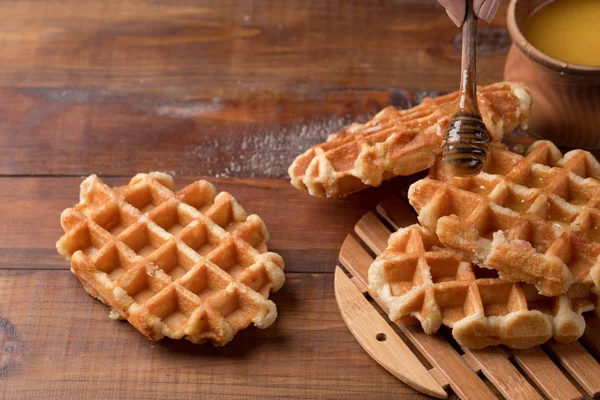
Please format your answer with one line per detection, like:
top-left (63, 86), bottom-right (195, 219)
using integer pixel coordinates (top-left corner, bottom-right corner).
top-left (504, 0), bottom-right (600, 149)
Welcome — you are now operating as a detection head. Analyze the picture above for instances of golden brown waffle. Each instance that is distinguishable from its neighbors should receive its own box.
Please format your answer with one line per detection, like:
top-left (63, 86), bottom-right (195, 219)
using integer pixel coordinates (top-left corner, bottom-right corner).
top-left (288, 82), bottom-right (531, 198)
top-left (368, 224), bottom-right (598, 349)
top-left (56, 172), bottom-right (285, 345)
top-left (409, 140), bottom-right (600, 297)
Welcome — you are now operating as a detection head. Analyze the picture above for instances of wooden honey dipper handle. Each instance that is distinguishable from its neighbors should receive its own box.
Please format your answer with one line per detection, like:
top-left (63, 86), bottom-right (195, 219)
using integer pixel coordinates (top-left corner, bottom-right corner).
top-left (460, 0), bottom-right (479, 115)
top-left (442, 0), bottom-right (491, 178)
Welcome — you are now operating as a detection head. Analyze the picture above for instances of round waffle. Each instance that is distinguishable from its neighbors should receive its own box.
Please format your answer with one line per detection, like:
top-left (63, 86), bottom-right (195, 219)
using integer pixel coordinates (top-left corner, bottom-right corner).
top-left (56, 172), bottom-right (285, 345)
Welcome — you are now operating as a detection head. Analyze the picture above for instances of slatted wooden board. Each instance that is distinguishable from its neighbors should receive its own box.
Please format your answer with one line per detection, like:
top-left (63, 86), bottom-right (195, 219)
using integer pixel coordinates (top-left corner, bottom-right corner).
top-left (335, 194), bottom-right (600, 400)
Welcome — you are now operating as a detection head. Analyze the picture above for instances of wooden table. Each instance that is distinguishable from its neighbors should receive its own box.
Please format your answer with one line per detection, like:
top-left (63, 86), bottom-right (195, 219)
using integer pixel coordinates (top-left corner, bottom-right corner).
top-left (0, 1), bottom-right (513, 398)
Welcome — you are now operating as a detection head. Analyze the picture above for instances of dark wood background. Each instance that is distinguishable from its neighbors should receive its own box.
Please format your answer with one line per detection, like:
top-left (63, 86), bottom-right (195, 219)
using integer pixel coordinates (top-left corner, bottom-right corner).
top-left (0, 1), bottom-right (513, 398)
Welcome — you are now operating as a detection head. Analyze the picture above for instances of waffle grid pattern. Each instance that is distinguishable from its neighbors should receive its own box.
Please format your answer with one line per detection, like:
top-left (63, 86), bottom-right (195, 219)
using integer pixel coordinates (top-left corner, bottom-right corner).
top-left (409, 141), bottom-right (600, 297)
top-left (57, 172), bottom-right (285, 345)
top-left (288, 82), bottom-right (531, 198)
top-left (369, 224), bottom-right (598, 349)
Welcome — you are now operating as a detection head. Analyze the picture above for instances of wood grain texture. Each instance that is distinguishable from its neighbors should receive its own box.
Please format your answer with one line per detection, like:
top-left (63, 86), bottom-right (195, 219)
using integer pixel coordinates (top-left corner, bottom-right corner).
top-left (467, 348), bottom-right (542, 400)
top-left (0, 87), bottom-right (389, 177)
top-left (0, 1), bottom-right (509, 96)
top-left (513, 347), bottom-right (582, 400)
top-left (545, 341), bottom-right (600, 398)
top-left (0, 270), bottom-right (430, 400)
top-left (0, 0), bottom-right (512, 178)
top-left (354, 212), bottom-right (392, 255)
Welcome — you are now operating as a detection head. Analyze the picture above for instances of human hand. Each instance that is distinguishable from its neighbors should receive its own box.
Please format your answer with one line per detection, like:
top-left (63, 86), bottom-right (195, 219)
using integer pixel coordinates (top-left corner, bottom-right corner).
top-left (437, 0), bottom-right (503, 27)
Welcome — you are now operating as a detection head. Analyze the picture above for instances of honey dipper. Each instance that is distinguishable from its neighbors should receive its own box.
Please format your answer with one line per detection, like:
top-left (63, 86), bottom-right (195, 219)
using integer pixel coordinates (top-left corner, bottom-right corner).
top-left (442, 0), bottom-right (491, 177)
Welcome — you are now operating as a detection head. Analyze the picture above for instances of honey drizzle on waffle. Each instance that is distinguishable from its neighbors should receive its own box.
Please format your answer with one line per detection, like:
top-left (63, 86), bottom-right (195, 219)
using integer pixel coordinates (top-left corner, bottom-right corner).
top-left (410, 141), bottom-right (600, 297)
top-left (56, 172), bottom-right (285, 345)
top-left (288, 82), bottom-right (531, 198)
top-left (368, 224), bottom-right (598, 348)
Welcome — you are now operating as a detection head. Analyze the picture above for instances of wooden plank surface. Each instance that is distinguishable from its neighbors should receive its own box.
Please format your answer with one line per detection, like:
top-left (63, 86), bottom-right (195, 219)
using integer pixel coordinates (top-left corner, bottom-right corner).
top-left (354, 212), bottom-right (392, 255)
top-left (0, 0), bottom-right (513, 177)
top-left (0, 88), bottom-right (389, 177)
top-left (0, 1), bottom-right (509, 96)
top-left (376, 194), bottom-right (419, 230)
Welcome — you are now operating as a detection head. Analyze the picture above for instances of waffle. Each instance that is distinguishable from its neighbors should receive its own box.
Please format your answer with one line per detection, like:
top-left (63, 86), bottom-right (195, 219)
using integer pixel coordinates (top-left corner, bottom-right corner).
top-left (368, 224), bottom-right (598, 349)
top-left (288, 82), bottom-right (531, 198)
top-left (409, 140), bottom-right (600, 297)
top-left (56, 172), bottom-right (285, 346)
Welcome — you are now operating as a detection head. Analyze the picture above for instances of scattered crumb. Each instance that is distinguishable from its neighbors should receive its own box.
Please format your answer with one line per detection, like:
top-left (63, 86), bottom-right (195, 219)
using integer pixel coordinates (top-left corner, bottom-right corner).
top-left (184, 116), bottom-right (359, 179)
top-left (155, 98), bottom-right (224, 118)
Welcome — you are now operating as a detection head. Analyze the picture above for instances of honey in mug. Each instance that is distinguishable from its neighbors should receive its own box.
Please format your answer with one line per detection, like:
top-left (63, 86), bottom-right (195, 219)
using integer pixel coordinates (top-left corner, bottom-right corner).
top-left (523, 0), bottom-right (600, 66)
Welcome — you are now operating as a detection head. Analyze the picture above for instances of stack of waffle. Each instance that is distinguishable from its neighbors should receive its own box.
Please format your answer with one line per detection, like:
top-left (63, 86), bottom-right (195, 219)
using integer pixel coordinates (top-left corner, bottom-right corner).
top-left (371, 141), bottom-right (600, 348)
top-left (368, 224), bottom-right (589, 349)
top-left (57, 172), bottom-right (285, 345)
top-left (288, 84), bottom-right (599, 348)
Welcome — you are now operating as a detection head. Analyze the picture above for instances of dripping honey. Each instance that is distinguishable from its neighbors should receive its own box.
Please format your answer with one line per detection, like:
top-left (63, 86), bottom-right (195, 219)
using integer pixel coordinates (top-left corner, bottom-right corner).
top-left (524, 0), bottom-right (600, 66)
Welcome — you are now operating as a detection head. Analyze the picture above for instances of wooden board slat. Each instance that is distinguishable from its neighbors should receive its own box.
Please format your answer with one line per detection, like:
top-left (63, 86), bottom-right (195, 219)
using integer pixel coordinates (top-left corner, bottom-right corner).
top-left (399, 326), bottom-right (496, 400)
top-left (428, 367), bottom-right (450, 389)
top-left (430, 355), bottom-right (496, 388)
top-left (354, 212), bottom-right (392, 255)
top-left (0, 176), bottom-right (405, 274)
top-left (545, 341), bottom-right (600, 398)
top-left (339, 235), bottom-right (496, 399)
top-left (0, 270), bottom-right (431, 400)
top-left (349, 276), bottom-right (369, 294)
top-left (430, 354), bottom-right (492, 387)
top-left (513, 347), bottom-right (582, 400)
top-left (375, 195), bottom-right (418, 230)
top-left (339, 235), bottom-right (377, 288)
top-left (461, 354), bottom-right (482, 374)
top-left (467, 348), bottom-right (542, 400)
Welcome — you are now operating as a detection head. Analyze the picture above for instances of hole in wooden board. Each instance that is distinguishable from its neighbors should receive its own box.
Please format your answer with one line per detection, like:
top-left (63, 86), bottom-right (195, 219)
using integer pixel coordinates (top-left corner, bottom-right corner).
top-left (376, 333), bottom-right (387, 342)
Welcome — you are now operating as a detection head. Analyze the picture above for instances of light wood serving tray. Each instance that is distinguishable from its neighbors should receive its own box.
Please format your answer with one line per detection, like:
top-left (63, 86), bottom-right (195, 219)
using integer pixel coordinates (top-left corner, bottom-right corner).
top-left (335, 194), bottom-right (600, 400)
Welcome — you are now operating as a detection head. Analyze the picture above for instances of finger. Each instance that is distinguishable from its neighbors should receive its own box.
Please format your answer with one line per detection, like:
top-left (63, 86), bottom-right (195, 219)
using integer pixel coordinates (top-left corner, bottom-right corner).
top-left (474, 0), bottom-right (502, 23)
top-left (438, 0), bottom-right (466, 25)
top-left (446, 9), bottom-right (463, 27)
